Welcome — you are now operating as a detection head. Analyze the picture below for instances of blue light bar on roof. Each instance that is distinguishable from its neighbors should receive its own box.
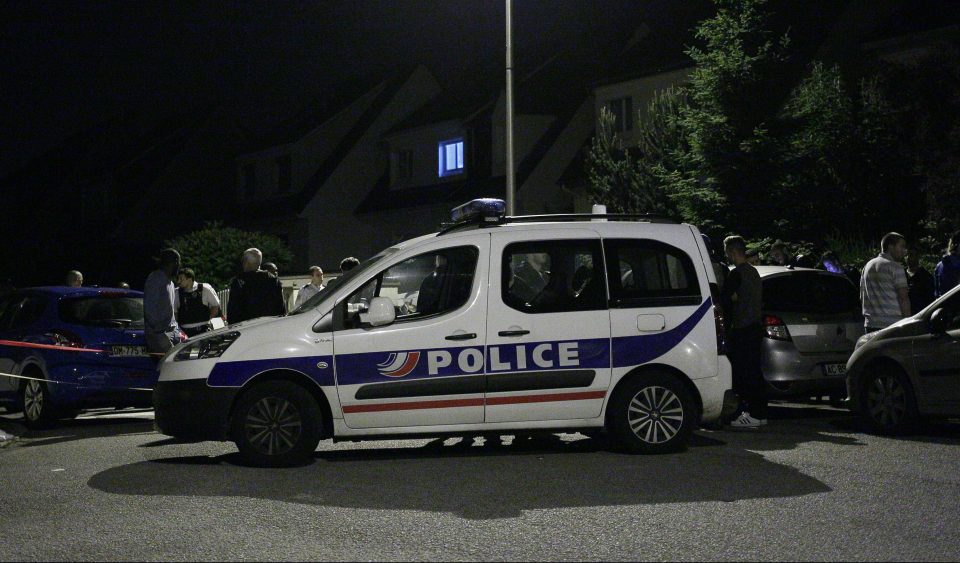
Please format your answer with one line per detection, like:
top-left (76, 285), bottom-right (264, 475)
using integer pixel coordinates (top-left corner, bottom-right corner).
top-left (450, 198), bottom-right (506, 223)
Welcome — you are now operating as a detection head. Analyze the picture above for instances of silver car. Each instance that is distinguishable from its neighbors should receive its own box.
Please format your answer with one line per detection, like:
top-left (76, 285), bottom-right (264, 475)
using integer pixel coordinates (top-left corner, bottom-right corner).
top-left (755, 266), bottom-right (865, 398)
top-left (846, 284), bottom-right (960, 434)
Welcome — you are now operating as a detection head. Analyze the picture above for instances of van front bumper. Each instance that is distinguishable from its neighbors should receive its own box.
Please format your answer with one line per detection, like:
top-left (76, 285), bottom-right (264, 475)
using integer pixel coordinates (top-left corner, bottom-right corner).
top-left (153, 379), bottom-right (237, 441)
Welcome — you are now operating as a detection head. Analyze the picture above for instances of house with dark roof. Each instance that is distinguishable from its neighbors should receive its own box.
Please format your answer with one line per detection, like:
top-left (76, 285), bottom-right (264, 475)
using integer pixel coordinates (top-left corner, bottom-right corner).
top-left (228, 66), bottom-right (442, 271)
top-left (292, 52), bottom-right (606, 270)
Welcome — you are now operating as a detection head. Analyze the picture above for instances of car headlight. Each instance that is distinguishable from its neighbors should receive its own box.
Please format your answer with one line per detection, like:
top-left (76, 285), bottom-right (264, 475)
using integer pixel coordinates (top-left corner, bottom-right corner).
top-left (855, 331), bottom-right (881, 351)
top-left (174, 331), bottom-right (241, 361)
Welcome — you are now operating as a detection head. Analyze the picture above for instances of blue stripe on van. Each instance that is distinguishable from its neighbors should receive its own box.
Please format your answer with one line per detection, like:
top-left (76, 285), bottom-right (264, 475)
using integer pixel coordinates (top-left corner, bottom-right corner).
top-left (611, 298), bottom-right (712, 368)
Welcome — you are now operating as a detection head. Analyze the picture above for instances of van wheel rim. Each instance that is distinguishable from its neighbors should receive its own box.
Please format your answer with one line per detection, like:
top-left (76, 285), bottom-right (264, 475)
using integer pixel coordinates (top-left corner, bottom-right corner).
top-left (628, 386), bottom-right (684, 444)
top-left (245, 397), bottom-right (302, 456)
top-left (866, 375), bottom-right (906, 427)
top-left (24, 380), bottom-right (43, 421)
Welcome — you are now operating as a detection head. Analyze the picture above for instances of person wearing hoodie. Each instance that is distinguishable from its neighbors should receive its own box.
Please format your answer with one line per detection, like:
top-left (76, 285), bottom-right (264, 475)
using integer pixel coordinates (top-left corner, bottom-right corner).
top-left (935, 231), bottom-right (960, 298)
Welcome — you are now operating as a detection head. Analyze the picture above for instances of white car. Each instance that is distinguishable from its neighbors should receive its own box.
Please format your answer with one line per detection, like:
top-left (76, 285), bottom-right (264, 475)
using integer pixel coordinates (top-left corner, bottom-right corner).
top-left (154, 199), bottom-right (733, 466)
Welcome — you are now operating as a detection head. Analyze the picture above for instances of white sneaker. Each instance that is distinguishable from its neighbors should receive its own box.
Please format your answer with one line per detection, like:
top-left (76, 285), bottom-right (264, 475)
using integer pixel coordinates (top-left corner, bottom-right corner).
top-left (730, 412), bottom-right (764, 429)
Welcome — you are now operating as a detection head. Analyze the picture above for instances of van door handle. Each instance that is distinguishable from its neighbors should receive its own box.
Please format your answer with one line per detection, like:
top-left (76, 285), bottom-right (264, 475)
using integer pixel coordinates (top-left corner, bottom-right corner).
top-left (445, 333), bottom-right (477, 341)
top-left (498, 330), bottom-right (530, 337)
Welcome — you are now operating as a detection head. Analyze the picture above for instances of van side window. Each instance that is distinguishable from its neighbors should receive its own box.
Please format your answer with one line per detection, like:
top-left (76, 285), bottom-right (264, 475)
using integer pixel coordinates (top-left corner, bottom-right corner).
top-left (502, 240), bottom-right (606, 314)
top-left (339, 246), bottom-right (479, 329)
top-left (604, 239), bottom-right (702, 308)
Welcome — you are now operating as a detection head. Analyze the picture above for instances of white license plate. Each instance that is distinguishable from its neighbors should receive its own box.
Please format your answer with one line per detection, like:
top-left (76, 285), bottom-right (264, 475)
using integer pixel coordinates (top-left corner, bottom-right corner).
top-left (112, 345), bottom-right (147, 357)
top-left (823, 363), bottom-right (847, 376)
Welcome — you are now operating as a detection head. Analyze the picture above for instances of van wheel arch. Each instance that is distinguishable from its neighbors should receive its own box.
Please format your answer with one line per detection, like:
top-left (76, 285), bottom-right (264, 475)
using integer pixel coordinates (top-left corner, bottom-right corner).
top-left (607, 364), bottom-right (703, 423)
top-left (230, 369), bottom-right (333, 440)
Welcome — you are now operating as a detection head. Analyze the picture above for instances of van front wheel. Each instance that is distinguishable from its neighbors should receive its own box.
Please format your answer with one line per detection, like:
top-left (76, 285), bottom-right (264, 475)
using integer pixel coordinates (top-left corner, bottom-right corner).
top-left (607, 373), bottom-right (695, 454)
top-left (231, 381), bottom-right (322, 467)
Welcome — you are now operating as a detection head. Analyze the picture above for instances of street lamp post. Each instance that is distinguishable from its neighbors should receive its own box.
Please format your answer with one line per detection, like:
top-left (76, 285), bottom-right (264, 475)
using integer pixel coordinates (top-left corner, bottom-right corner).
top-left (505, 0), bottom-right (516, 215)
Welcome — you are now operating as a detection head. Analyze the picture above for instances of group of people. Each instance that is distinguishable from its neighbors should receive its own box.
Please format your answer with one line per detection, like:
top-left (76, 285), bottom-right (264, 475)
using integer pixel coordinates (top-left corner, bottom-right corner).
top-left (139, 249), bottom-right (361, 355)
top-left (715, 230), bottom-right (960, 430)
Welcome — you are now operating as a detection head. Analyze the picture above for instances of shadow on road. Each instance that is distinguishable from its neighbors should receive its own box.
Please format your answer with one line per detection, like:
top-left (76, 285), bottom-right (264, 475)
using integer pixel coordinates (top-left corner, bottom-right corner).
top-left (89, 429), bottom-right (834, 520)
top-left (0, 410), bottom-right (155, 449)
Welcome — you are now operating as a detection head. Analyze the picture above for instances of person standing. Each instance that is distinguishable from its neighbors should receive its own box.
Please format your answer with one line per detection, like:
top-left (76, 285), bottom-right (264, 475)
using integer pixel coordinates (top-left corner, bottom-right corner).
top-left (174, 268), bottom-right (221, 338)
top-left (294, 266), bottom-right (325, 309)
top-left (340, 257), bottom-right (360, 273)
top-left (263, 262), bottom-right (279, 277)
top-left (65, 270), bottom-right (83, 287)
top-left (905, 252), bottom-right (935, 314)
top-left (226, 248), bottom-right (286, 324)
top-left (767, 241), bottom-right (793, 267)
top-left (861, 232), bottom-right (911, 332)
top-left (144, 249), bottom-right (185, 355)
top-left (935, 231), bottom-right (960, 298)
top-left (721, 235), bottom-right (767, 429)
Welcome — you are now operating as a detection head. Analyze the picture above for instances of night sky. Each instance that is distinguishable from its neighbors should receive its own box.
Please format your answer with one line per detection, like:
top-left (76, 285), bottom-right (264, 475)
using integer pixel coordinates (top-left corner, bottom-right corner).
top-left (0, 0), bottom-right (654, 178)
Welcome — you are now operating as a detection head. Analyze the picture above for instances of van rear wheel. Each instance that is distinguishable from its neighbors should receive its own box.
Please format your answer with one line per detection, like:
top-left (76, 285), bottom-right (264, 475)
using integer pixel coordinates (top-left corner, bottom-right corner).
top-left (607, 373), bottom-right (695, 454)
top-left (231, 381), bottom-right (322, 467)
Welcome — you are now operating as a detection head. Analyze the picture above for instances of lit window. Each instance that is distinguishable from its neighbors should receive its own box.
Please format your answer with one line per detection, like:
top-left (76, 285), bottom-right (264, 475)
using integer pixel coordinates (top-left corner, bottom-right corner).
top-left (438, 138), bottom-right (464, 177)
top-left (607, 97), bottom-right (633, 133)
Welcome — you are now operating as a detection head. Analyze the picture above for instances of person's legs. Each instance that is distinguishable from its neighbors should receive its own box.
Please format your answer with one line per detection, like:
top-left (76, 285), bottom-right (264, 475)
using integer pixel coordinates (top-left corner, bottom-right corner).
top-left (743, 324), bottom-right (768, 420)
top-left (726, 328), bottom-right (749, 417)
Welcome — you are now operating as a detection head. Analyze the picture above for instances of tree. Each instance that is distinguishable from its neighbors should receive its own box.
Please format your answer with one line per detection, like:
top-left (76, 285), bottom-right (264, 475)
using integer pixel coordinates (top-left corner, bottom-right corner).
top-left (672, 0), bottom-right (793, 236)
top-left (586, 108), bottom-right (660, 214)
top-left (165, 222), bottom-right (294, 290)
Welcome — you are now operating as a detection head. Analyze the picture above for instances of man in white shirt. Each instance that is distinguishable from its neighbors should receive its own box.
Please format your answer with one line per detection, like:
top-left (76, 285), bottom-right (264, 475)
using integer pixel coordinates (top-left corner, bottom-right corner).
top-left (861, 232), bottom-right (911, 332)
top-left (294, 266), bottom-right (325, 309)
top-left (174, 268), bottom-right (221, 337)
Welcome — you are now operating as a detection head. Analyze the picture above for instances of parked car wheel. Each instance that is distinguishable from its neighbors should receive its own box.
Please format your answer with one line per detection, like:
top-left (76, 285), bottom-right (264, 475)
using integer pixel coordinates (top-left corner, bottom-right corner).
top-left (20, 378), bottom-right (58, 429)
top-left (231, 381), bottom-right (322, 467)
top-left (860, 364), bottom-right (919, 435)
top-left (607, 373), bottom-right (696, 454)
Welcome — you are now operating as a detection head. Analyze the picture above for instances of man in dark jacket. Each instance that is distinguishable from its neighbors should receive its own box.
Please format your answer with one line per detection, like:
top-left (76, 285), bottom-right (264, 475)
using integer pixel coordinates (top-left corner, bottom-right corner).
top-left (906, 251), bottom-right (935, 314)
top-left (935, 231), bottom-right (960, 298)
top-left (227, 248), bottom-right (286, 324)
top-left (722, 235), bottom-right (766, 429)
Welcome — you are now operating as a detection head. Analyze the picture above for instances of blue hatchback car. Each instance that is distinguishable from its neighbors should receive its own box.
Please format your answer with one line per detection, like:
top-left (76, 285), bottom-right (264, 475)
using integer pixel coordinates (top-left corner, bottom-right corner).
top-left (0, 287), bottom-right (158, 428)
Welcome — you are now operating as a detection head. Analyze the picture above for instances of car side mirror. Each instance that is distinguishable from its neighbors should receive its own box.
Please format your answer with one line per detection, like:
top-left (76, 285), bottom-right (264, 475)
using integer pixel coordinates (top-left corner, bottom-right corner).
top-left (359, 296), bottom-right (396, 327)
top-left (929, 308), bottom-right (949, 334)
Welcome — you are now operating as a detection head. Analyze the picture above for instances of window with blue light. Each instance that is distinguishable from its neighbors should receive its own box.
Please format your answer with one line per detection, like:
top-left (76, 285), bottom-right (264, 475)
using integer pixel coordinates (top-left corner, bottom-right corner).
top-left (438, 138), bottom-right (464, 177)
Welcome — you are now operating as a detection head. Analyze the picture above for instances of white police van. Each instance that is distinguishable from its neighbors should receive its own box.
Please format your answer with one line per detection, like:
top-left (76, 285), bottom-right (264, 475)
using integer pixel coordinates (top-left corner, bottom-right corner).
top-left (154, 199), bottom-right (733, 466)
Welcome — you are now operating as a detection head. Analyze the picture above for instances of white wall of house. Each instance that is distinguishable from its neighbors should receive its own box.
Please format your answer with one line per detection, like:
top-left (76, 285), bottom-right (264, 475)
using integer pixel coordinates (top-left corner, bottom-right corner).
top-left (300, 66), bottom-right (443, 270)
top-left (593, 67), bottom-right (691, 147)
top-left (518, 95), bottom-right (597, 215)
top-left (383, 119), bottom-right (466, 189)
top-left (235, 82), bottom-right (388, 202)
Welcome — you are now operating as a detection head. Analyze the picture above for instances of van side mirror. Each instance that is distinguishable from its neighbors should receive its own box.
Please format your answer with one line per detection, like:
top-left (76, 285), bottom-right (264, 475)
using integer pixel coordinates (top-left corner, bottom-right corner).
top-left (359, 296), bottom-right (396, 327)
top-left (929, 308), bottom-right (949, 334)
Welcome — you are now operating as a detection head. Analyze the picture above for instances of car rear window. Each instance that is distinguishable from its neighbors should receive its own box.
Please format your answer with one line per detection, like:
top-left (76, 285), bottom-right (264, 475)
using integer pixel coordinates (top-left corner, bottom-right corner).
top-left (59, 297), bottom-right (145, 328)
top-left (763, 272), bottom-right (860, 314)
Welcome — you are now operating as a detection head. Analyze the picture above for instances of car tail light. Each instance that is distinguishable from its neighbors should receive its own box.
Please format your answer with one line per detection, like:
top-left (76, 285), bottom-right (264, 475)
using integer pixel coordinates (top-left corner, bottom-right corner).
top-left (47, 329), bottom-right (84, 349)
top-left (763, 315), bottom-right (792, 341)
top-left (714, 305), bottom-right (727, 355)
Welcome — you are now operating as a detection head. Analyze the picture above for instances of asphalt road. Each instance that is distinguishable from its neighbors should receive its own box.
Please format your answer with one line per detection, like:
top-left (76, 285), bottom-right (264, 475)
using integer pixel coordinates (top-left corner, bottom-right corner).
top-left (0, 403), bottom-right (958, 561)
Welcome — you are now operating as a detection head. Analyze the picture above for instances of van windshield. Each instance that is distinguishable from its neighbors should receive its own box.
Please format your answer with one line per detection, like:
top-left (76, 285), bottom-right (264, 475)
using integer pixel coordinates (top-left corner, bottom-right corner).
top-left (288, 247), bottom-right (400, 315)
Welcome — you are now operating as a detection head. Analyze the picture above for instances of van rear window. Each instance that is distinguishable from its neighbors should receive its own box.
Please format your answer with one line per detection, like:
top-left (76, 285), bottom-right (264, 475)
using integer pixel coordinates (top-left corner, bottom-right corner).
top-left (59, 297), bottom-right (145, 328)
top-left (762, 273), bottom-right (860, 314)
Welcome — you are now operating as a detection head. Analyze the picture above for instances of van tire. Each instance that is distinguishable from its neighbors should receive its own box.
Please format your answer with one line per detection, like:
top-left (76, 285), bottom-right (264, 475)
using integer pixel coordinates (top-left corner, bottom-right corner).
top-left (231, 381), bottom-right (322, 467)
top-left (607, 373), bottom-right (696, 454)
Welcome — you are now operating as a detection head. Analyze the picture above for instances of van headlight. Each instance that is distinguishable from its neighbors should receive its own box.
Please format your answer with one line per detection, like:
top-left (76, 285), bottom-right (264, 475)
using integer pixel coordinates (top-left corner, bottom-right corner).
top-left (174, 331), bottom-right (241, 361)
